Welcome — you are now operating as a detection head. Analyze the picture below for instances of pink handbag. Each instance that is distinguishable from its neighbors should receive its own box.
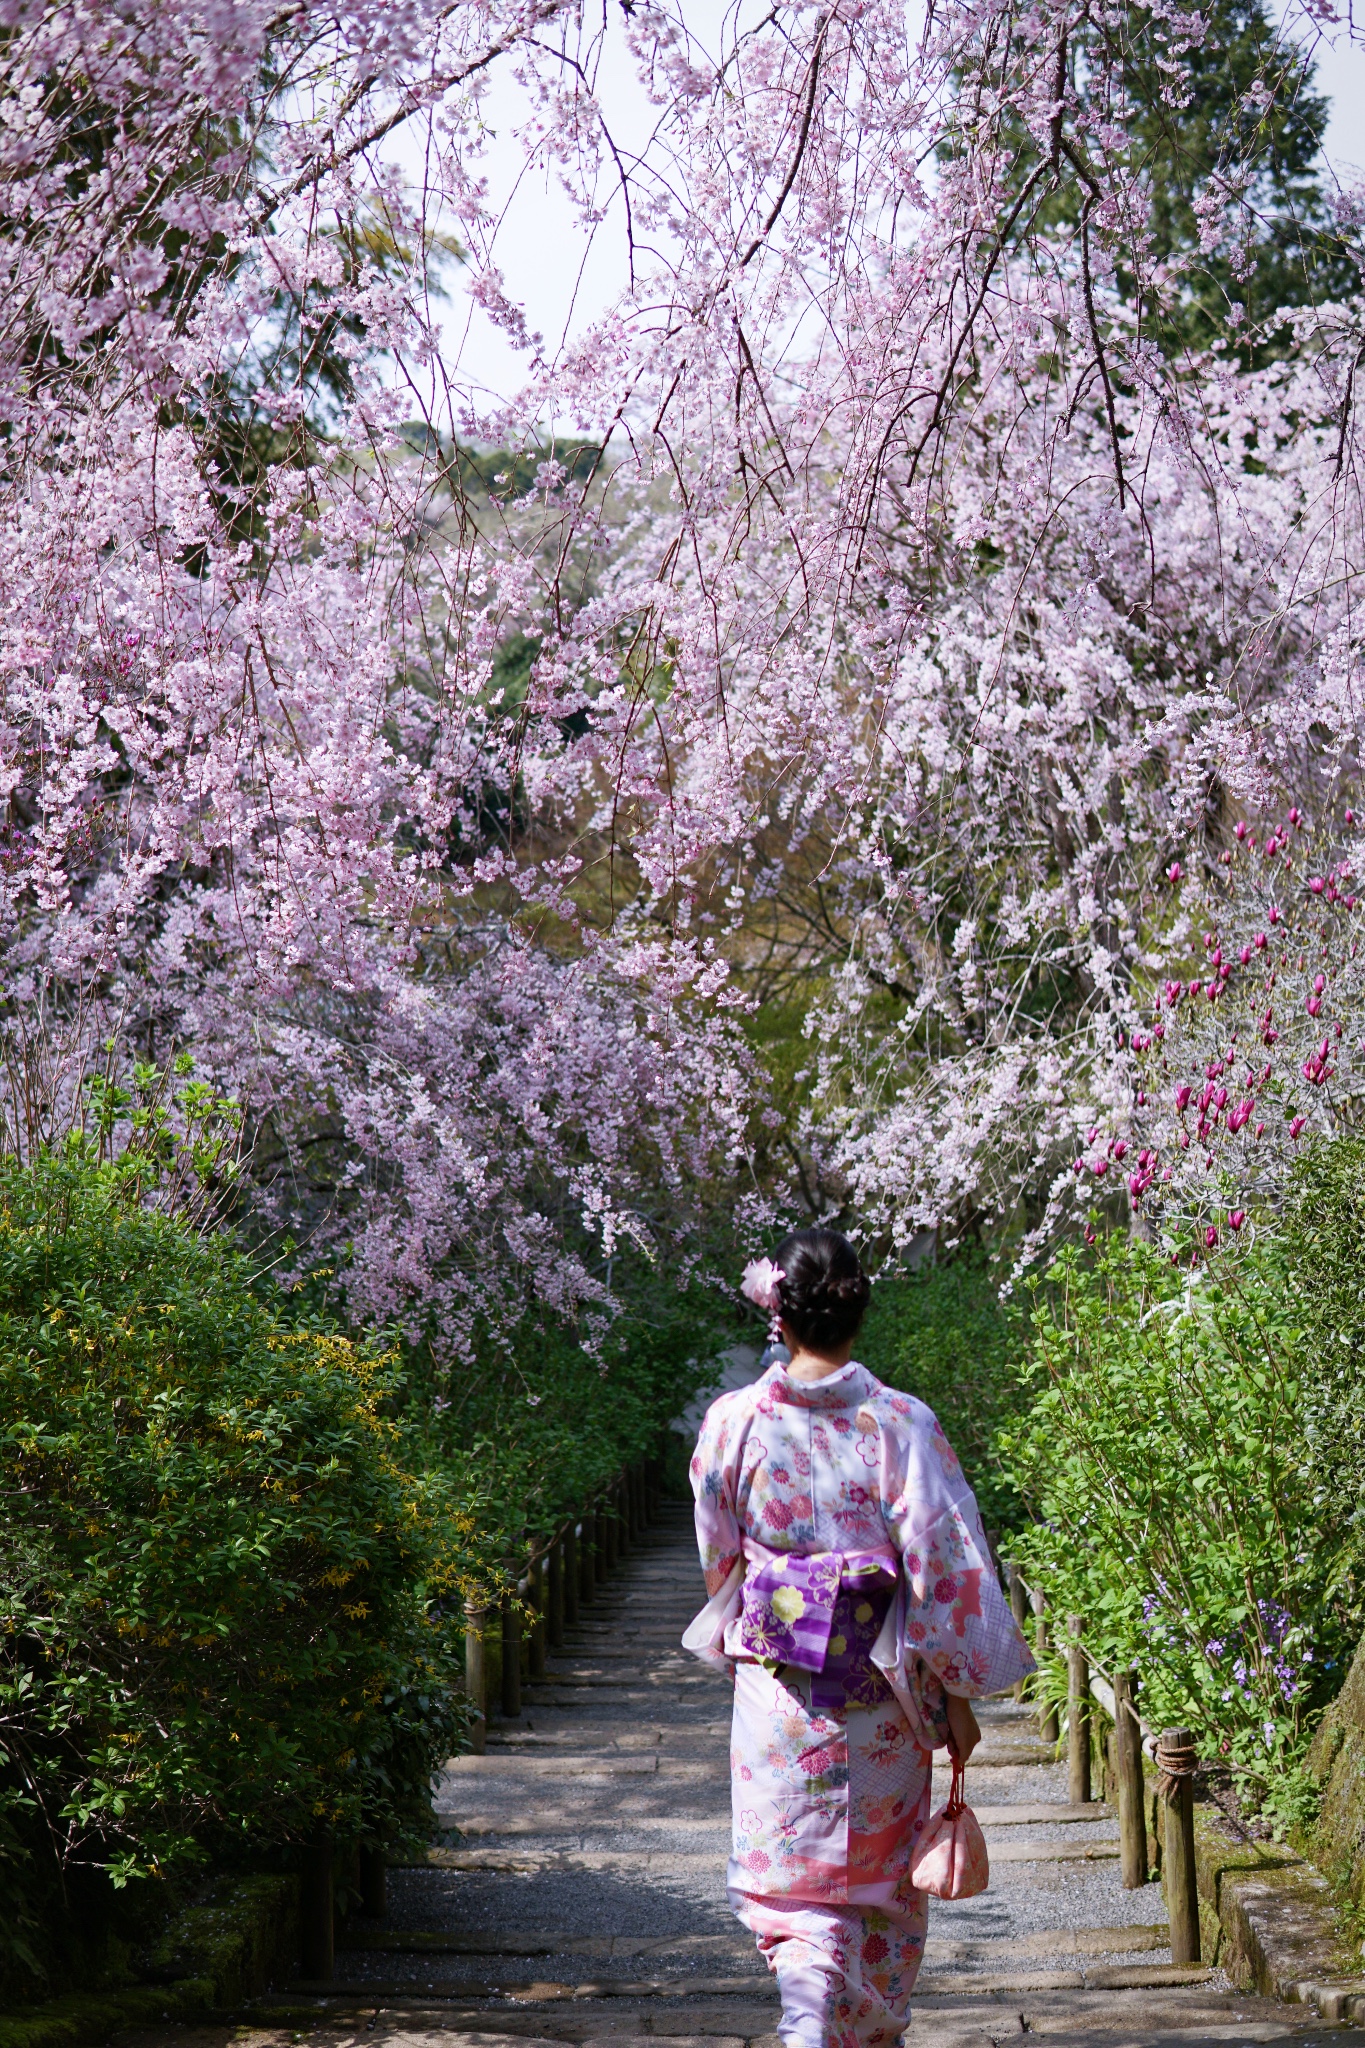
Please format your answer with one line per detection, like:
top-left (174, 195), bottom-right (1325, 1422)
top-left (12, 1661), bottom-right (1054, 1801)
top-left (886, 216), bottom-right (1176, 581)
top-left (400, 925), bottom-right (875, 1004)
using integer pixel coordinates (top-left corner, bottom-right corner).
top-left (909, 1750), bottom-right (990, 1898)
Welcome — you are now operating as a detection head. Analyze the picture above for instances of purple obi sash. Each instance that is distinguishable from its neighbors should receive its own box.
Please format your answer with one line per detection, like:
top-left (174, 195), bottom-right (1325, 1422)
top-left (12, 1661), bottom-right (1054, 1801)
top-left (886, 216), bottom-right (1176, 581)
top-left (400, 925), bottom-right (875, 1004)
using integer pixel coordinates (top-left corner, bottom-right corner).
top-left (740, 1548), bottom-right (899, 1711)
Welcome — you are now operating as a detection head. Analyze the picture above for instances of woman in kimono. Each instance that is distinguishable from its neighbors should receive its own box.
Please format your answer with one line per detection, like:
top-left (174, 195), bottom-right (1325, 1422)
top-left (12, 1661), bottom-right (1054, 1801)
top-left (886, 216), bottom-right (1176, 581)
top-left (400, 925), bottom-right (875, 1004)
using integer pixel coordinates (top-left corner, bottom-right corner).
top-left (684, 1227), bottom-right (1034, 2048)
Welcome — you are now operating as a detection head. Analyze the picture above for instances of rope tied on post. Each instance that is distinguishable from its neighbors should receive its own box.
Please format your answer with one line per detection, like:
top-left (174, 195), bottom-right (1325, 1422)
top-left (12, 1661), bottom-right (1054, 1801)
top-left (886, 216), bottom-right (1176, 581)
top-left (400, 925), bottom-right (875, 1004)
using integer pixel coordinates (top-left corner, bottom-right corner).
top-left (1156, 1726), bottom-right (1201, 1964)
top-left (1155, 1732), bottom-right (1200, 1802)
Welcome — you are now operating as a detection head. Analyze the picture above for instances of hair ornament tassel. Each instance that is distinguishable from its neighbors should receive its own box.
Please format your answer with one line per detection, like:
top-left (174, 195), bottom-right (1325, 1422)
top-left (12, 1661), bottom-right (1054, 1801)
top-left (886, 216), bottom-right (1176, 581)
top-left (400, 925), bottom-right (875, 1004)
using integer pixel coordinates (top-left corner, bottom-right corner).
top-left (740, 1256), bottom-right (785, 1344)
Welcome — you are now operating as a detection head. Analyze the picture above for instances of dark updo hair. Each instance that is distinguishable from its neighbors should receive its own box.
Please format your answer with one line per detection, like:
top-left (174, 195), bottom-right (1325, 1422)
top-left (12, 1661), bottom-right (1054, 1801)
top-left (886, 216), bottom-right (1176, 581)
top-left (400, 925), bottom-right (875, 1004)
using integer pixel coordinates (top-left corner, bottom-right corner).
top-left (773, 1228), bottom-right (871, 1352)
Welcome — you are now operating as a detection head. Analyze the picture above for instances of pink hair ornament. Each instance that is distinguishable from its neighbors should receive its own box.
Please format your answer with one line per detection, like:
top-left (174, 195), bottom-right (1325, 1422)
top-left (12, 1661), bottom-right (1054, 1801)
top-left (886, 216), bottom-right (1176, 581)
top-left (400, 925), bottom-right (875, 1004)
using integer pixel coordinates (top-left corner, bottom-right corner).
top-left (740, 1257), bottom-right (786, 1342)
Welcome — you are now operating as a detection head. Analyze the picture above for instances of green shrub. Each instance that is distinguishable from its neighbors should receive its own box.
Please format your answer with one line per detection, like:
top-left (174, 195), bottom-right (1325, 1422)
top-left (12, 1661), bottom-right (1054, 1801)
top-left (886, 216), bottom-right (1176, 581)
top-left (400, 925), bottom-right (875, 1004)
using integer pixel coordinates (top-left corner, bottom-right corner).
top-left (1283, 1134), bottom-right (1365, 1551)
top-left (858, 1253), bottom-right (1027, 1533)
top-left (0, 1148), bottom-right (466, 1984)
top-left (999, 1230), bottom-right (1355, 1810)
top-left (409, 1281), bottom-right (730, 1586)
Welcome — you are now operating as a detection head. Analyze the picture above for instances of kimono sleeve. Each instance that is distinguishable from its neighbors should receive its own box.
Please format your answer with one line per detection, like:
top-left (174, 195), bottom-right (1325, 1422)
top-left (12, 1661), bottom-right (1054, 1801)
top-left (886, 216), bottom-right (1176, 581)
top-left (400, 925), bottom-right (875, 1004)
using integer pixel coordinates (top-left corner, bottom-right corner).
top-left (881, 1399), bottom-right (1034, 1698)
top-left (689, 1390), bottom-right (746, 1596)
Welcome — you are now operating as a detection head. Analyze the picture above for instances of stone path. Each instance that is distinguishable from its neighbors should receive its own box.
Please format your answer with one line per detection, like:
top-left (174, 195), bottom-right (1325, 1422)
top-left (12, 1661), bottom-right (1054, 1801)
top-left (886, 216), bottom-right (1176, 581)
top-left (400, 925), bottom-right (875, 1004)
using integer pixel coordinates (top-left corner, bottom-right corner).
top-left (132, 1504), bottom-right (1356, 2048)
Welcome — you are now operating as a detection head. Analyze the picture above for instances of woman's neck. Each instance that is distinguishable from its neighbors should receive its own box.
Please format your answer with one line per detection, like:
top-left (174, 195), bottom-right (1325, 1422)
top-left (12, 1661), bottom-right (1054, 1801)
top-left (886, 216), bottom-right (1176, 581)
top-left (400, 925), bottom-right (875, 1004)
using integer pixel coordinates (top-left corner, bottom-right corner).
top-left (782, 1333), bottom-right (856, 1383)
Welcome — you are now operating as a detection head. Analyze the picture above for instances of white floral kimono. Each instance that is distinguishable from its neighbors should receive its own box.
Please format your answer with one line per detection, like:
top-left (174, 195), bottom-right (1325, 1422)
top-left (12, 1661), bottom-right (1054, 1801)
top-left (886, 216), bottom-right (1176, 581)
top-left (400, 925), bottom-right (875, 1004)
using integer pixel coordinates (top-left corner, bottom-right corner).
top-left (685, 1358), bottom-right (1033, 2048)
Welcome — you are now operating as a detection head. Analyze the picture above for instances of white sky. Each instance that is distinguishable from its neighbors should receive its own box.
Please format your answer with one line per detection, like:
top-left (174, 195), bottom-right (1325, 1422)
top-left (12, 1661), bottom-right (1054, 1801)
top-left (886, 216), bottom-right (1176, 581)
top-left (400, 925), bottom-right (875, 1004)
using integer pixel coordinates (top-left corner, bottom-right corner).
top-left (399, 8), bottom-right (1365, 407)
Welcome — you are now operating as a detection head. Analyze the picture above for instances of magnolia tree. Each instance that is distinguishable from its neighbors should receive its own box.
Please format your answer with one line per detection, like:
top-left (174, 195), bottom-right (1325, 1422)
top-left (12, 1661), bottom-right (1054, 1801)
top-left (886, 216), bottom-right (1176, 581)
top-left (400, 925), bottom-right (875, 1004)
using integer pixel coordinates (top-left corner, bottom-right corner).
top-left (0, 0), bottom-right (1361, 1349)
top-left (1122, 814), bottom-right (1365, 1247)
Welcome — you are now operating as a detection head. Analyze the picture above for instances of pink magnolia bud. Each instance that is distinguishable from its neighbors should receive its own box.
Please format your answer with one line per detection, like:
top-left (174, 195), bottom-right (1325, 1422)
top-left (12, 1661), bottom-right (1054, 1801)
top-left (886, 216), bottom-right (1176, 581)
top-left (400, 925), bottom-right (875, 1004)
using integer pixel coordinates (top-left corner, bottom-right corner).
top-left (1255, 932), bottom-right (1268, 950)
top-left (1235, 820), bottom-right (1248, 840)
top-left (1189, 978), bottom-right (1203, 999)
top-left (1073, 1158), bottom-right (1084, 1174)
top-left (1228, 1210), bottom-right (1246, 1232)
top-left (1307, 996), bottom-right (1322, 1017)
top-left (1269, 905), bottom-right (1282, 924)
top-left (1309, 876), bottom-right (1325, 895)
top-left (1179, 1131), bottom-right (1191, 1150)
top-left (1314, 972), bottom-right (1326, 992)
top-left (1175, 1084), bottom-right (1192, 1112)
top-left (1112, 1138), bottom-right (1127, 1159)
top-left (1240, 945), bottom-right (1251, 965)
top-left (1205, 1225), bottom-right (1219, 1248)
top-left (1255, 1122), bottom-right (1265, 1138)
top-left (1290, 1115), bottom-right (1307, 1140)
top-left (1289, 806), bottom-right (1303, 827)
top-left (1128, 1172), bottom-right (1143, 1199)
top-left (1167, 862), bottom-right (1183, 882)
top-left (1348, 808), bottom-right (1357, 825)
top-left (1092, 1158), bottom-right (1108, 1177)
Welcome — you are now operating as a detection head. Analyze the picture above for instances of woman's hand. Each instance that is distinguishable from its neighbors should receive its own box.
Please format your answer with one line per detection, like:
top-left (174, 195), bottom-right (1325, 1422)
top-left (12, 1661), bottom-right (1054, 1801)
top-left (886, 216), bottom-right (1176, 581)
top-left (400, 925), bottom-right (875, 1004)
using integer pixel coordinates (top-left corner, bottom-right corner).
top-left (945, 1693), bottom-right (981, 1762)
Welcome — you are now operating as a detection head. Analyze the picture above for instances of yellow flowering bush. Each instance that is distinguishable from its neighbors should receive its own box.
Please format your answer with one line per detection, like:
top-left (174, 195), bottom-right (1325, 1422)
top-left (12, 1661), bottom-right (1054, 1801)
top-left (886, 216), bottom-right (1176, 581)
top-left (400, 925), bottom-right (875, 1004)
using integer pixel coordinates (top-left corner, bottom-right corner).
top-left (0, 1148), bottom-right (467, 1982)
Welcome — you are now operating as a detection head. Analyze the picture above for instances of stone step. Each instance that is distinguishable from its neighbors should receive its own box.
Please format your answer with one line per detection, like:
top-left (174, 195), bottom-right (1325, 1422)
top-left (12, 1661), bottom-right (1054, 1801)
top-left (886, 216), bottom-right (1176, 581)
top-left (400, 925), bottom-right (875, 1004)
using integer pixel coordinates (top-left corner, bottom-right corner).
top-left (228, 1517), bottom-right (1328, 2048)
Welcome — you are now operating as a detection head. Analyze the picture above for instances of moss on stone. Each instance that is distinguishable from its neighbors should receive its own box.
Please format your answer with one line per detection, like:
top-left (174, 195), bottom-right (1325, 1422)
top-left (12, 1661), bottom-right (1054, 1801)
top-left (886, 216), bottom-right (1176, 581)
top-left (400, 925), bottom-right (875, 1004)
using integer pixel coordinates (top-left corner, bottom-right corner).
top-left (1192, 1806), bottom-right (1350, 1993)
top-left (0, 1978), bottom-right (214, 2048)
top-left (1309, 1632), bottom-right (1365, 1907)
top-left (0, 1873), bottom-right (298, 2048)
top-left (139, 1874), bottom-right (297, 2005)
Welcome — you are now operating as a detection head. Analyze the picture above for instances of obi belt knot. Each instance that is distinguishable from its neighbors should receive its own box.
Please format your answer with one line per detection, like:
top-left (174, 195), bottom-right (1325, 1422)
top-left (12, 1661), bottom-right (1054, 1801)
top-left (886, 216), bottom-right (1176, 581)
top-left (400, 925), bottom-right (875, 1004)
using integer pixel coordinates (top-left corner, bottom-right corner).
top-left (740, 1547), bottom-right (898, 1712)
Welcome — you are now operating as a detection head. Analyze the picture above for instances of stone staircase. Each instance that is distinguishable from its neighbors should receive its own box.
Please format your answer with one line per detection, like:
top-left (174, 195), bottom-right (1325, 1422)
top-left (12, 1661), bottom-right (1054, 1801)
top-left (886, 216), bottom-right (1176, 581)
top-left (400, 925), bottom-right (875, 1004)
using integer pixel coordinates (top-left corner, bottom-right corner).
top-left (128, 1503), bottom-right (1359, 2048)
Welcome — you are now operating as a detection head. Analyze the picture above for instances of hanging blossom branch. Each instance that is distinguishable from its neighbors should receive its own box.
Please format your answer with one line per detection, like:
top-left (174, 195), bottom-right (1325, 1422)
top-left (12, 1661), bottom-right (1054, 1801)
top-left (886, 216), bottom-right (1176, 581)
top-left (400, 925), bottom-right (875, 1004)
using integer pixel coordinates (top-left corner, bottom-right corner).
top-left (0, 0), bottom-right (1360, 1356)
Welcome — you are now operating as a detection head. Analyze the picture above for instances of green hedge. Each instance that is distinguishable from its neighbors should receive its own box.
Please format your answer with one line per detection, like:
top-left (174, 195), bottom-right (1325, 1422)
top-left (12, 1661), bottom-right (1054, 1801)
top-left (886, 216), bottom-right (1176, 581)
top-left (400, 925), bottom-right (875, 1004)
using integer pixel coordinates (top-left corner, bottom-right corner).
top-left (999, 1224), bottom-right (1355, 1823)
top-left (407, 1285), bottom-right (729, 1587)
top-left (0, 1150), bottom-right (466, 1990)
top-left (1282, 1134), bottom-right (1365, 1556)
top-left (858, 1253), bottom-right (1027, 1533)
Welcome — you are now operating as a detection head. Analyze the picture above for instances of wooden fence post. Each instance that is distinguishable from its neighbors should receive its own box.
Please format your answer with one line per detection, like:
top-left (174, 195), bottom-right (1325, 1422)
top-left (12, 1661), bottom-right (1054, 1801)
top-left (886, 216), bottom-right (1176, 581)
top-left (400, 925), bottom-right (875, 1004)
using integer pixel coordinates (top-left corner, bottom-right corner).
top-left (528, 1552), bottom-right (547, 1679)
top-left (300, 1826), bottom-right (335, 1979)
top-left (1032, 1590), bottom-right (1059, 1743)
top-left (547, 1536), bottom-right (565, 1648)
top-left (464, 1600), bottom-right (488, 1755)
top-left (581, 1511), bottom-right (597, 1601)
top-left (359, 1844), bottom-right (387, 1920)
top-left (1158, 1728), bottom-right (1200, 1964)
top-left (1114, 1669), bottom-right (1148, 1888)
top-left (1008, 1563), bottom-right (1028, 1700)
top-left (564, 1523), bottom-right (580, 1626)
top-left (500, 1594), bottom-right (521, 1719)
top-left (1067, 1617), bottom-right (1091, 1804)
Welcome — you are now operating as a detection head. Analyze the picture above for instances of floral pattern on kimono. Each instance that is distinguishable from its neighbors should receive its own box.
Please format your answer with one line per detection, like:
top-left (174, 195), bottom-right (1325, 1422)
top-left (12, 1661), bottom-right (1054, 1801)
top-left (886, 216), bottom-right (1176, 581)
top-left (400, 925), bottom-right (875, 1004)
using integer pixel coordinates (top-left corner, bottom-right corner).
top-left (686, 1358), bottom-right (1034, 2048)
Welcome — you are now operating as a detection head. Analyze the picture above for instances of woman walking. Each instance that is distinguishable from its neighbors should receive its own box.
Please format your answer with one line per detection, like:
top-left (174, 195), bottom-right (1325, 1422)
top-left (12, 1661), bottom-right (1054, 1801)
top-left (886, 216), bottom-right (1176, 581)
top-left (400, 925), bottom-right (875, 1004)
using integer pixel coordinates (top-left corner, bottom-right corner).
top-left (684, 1227), bottom-right (1033, 2048)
